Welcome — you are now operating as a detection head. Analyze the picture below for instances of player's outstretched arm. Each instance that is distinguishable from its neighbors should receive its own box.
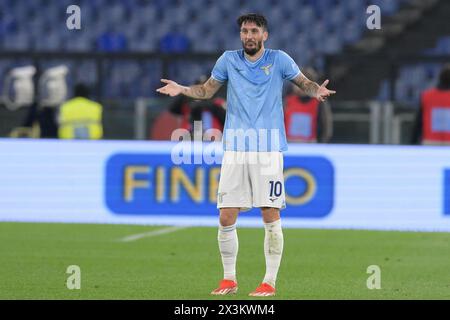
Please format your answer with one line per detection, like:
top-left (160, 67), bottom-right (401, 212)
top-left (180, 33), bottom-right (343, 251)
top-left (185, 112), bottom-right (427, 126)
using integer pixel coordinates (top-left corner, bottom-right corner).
top-left (156, 77), bottom-right (223, 100)
top-left (292, 74), bottom-right (336, 102)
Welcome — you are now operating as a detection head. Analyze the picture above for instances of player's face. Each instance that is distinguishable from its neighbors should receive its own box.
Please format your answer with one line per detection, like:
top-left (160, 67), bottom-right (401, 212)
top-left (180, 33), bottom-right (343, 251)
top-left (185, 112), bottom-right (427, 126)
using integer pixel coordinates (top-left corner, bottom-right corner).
top-left (240, 21), bottom-right (268, 56)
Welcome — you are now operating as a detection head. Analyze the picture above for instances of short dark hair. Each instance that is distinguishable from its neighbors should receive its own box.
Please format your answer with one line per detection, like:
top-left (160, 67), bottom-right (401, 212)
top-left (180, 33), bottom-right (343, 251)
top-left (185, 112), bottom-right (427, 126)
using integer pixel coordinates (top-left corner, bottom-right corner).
top-left (438, 64), bottom-right (450, 90)
top-left (237, 13), bottom-right (268, 31)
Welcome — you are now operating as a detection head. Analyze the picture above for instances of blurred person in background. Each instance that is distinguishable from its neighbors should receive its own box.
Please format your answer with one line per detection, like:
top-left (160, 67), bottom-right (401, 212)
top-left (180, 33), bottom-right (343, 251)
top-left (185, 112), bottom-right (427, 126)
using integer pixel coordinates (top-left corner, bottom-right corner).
top-left (284, 67), bottom-right (333, 143)
top-left (21, 65), bottom-right (69, 138)
top-left (168, 75), bottom-right (226, 140)
top-left (58, 83), bottom-right (103, 140)
top-left (412, 64), bottom-right (450, 145)
top-left (23, 101), bottom-right (58, 138)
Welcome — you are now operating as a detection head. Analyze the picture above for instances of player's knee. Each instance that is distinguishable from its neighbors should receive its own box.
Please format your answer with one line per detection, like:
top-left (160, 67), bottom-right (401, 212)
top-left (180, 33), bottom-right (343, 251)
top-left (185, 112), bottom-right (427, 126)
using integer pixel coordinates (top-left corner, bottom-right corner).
top-left (219, 216), bottom-right (237, 227)
top-left (219, 208), bottom-right (238, 226)
top-left (261, 207), bottom-right (280, 223)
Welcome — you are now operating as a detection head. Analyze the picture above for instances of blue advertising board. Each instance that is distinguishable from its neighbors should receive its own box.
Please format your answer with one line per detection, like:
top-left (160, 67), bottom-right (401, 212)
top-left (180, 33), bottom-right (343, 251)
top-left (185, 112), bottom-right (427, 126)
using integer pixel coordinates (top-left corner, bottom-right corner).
top-left (105, 153), bottom-right (334, 218)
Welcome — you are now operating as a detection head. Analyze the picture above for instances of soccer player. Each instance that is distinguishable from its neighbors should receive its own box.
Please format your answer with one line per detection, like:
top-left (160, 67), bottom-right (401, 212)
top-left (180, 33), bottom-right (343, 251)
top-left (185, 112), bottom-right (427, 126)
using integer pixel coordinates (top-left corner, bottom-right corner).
top-left (156, 13), bottom-right (335, 297)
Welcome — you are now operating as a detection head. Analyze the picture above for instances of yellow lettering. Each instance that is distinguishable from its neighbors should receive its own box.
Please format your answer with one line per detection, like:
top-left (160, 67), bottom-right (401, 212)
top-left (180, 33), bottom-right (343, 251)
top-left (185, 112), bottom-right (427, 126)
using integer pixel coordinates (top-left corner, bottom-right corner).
top-left (209, 167), bottom-right (221, 203)
top-left (284, 168), bottom-right (316, 205)
top-left (156, 166), bottom-right (165, 203)
top-left (124, 166), bottom-right (150, 202)
top-left (171, 167), bottom-right (204, 202)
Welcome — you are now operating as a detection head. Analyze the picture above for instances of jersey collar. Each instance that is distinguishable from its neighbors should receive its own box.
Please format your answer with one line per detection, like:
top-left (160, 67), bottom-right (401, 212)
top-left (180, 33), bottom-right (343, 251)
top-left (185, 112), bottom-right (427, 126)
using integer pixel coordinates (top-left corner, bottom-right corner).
top-left (243, 48), bottom-right (266, 65)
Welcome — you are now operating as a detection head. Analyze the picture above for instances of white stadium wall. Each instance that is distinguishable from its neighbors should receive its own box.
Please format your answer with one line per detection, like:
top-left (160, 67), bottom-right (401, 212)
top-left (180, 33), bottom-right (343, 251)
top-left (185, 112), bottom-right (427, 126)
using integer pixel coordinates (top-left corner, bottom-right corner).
top-left (0, 138), bottom-right (449, 232)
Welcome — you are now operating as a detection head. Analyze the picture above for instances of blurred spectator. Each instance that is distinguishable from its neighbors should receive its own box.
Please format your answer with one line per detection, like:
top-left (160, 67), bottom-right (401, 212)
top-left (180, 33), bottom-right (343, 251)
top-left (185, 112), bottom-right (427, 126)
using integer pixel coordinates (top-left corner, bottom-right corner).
top-left (412, 64), bottom-right (450, 145)
top-left (284, 68), bottom-right (333, 143)
top-left (58, 83), bottom-right (103, 139)
top-left (22, 102), bottom-right (58, 138)
top-left (169, 75), bottom-right (226, 140)
top-left (20, 65), bottom-right (69, 139)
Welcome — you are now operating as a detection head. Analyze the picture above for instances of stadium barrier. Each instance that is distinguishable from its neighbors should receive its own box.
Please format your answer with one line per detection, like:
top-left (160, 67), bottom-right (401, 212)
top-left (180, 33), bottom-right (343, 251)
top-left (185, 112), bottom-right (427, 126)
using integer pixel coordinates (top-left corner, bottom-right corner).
top-left (0, 138), bottom-right (449, 231)
top-left (135, 98), bottom-right (417, 144)
top-left (1, 51), bottom-right (444, 144)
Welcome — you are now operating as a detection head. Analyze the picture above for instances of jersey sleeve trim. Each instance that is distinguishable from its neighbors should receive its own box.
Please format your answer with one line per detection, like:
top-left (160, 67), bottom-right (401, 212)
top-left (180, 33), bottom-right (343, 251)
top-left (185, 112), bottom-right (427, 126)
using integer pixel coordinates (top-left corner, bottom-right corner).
top-left (287, 70), bottom-right (302, 81)
top-left (211, 74), bottom-right (226, 83)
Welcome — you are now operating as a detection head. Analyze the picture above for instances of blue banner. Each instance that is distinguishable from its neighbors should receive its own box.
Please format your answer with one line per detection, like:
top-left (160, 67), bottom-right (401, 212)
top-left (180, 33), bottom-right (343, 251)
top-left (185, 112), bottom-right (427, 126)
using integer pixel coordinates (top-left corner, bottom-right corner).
top-left (105, 153), bottom-right (334, 218)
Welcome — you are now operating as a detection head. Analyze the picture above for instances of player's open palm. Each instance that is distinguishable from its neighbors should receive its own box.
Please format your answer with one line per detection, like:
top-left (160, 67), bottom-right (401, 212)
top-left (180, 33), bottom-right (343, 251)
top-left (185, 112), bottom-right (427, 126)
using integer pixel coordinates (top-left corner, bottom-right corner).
top-left (156, 79), bottom-right (183, 97)
top-left (316, 79), bottom-right (336, 102)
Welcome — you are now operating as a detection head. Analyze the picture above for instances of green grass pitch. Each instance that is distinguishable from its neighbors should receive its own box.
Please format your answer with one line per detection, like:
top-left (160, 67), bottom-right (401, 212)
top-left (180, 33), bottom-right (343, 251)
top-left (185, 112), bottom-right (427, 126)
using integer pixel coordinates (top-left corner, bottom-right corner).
top-left (0, 222), bottom-right (449, 299)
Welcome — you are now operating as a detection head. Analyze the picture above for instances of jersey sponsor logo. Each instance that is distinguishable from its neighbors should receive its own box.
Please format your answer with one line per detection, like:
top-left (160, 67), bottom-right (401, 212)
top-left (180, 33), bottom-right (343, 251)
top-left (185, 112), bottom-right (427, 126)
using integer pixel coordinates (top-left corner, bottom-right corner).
top-left (260, 64), bottom-right (272, 75)
top-left (444, 169), bottom-right (450, 215)
top-left (105, 153), bottom-right (334, 218)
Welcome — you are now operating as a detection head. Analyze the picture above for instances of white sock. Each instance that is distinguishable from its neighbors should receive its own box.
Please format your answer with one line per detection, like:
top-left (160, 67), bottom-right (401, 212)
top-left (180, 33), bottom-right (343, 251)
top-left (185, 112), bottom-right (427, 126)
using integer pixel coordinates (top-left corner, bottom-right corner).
top-left (218, 223), bottom-right (238, 282)
top-left (263, 219), bottom-right (284, 288)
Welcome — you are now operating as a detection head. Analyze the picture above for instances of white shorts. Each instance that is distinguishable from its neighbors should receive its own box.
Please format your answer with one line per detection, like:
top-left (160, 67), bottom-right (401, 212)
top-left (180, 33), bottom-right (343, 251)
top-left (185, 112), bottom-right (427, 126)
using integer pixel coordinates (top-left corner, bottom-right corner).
top-left (217, 151), bottom-right (286, 211)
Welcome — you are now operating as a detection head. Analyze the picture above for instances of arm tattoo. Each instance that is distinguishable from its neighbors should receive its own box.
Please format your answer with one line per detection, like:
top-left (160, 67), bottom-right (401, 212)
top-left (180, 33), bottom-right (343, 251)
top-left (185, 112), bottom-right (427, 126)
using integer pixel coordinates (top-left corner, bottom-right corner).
top-left (182, 77), bottom-right (223, 100)
top-left (184, 85), bottom-right (207, 98)
top-left (292, 74), bottom-right (320, 97)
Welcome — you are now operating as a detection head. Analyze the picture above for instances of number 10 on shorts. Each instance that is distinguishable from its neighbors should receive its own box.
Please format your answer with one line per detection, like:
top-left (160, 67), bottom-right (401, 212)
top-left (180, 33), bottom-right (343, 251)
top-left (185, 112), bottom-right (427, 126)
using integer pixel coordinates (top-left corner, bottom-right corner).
top-left (269, 181), bottom-right (283, 197)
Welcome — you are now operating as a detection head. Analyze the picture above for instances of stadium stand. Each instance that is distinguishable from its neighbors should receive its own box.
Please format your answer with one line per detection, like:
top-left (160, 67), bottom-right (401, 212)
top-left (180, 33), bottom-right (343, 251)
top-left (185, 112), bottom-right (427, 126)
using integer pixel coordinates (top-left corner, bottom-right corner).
top-left (377, 36), bottom-right (450, 105)
top-left (0, 0), bottom-right (415, 99)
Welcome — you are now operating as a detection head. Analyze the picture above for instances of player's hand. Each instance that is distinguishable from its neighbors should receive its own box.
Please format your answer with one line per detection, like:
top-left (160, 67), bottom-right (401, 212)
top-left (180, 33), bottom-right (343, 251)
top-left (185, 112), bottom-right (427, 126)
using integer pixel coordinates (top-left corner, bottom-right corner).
top-left (316, 79), bottom-right (336, 102)
top-left (156, 79), bottom-right (183, 97)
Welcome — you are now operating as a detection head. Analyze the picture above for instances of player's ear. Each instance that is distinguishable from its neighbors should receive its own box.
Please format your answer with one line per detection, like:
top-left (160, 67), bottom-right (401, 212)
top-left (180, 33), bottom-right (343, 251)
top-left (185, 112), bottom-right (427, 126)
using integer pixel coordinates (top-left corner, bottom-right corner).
top-left (263, 30), bottom-right (268, 41)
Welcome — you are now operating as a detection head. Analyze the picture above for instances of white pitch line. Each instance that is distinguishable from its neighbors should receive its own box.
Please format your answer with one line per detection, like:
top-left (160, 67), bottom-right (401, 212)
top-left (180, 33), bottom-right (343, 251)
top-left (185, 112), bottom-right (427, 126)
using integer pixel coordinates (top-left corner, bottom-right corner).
top-left (119, 226), bottom-right (190, 242)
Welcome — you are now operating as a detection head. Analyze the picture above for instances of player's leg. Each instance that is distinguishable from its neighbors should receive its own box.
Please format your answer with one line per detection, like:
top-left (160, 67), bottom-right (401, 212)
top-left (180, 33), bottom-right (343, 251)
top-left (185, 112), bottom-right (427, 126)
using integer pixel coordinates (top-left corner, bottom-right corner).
top-left (211, 208), bottom-right (240, 295)
top-left (262, 207), bottom-right (283, 289)
top-left (248, 207), bottom-right (283, 297)
top-left (248, 152), bottom-right (285, 296)
top-left (218, 208), bottom-right (239, 283)
top-left (212, 151), bottom-right (251, 295)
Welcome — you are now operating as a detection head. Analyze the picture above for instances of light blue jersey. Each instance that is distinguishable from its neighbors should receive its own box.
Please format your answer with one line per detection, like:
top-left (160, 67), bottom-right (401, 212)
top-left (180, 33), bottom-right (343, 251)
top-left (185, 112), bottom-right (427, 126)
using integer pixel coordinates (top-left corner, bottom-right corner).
top-left (211, 49), bottom-right (301, 152)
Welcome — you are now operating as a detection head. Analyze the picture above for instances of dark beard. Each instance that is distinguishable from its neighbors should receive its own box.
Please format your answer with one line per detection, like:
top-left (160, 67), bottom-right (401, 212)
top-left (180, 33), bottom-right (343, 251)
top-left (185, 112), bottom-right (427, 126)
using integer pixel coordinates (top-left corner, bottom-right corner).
top-left (242, 40), bottom-right (262, 56)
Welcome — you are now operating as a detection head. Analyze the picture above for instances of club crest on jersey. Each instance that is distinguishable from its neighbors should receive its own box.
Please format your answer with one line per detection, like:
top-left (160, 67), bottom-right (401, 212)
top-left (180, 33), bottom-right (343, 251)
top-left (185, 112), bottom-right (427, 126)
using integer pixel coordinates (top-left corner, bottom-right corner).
top-left (261, 64), bottom-right (272, 75)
